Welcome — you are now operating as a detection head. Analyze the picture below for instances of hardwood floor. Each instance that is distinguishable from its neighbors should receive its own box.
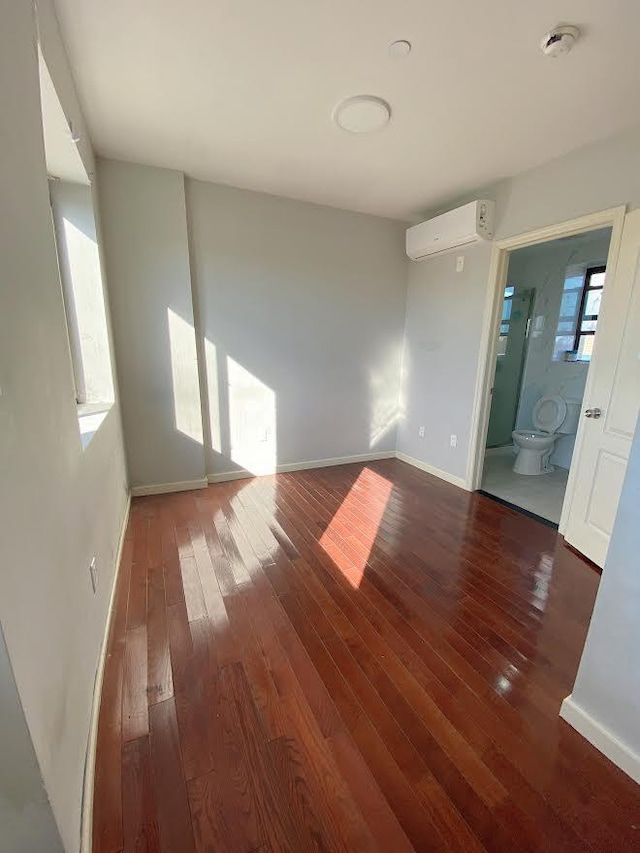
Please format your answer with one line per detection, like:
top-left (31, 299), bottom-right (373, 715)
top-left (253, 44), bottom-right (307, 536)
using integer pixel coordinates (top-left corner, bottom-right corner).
top-left (93, 459), bottom-right (640, 852)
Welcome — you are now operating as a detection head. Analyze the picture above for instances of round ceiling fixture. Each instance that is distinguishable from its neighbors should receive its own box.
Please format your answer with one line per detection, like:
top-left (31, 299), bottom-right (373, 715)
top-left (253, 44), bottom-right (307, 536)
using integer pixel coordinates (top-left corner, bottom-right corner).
top-left (540, 25), bottom-right (580, 58)
top-left (389, 39), bottom-right (411, 57)
top-left (333, 96), bottom-right (391, 134)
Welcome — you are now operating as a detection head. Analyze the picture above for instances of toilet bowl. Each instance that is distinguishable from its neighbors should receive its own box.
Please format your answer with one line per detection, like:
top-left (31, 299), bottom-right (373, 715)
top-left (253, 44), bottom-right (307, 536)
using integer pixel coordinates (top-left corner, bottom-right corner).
top-left (512, 396), bottom-right (580, 475)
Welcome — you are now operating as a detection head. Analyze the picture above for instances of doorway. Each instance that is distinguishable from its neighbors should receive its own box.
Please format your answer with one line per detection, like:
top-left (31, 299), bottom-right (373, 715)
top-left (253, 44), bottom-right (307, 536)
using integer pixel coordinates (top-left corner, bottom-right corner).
top-left (480, 228), bottom-right (612, 525)
top-left (466, 205), bottom-right (640, 567)
top-left (486, 286), bottom-right (534, 448)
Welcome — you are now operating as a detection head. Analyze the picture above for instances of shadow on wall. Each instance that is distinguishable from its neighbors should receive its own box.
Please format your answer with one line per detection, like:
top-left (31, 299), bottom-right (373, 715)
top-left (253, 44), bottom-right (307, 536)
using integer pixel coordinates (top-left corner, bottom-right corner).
top-left (165, 306), bottom-right (402, 479)
top-left (165, 306), bottom-right (278, 475)
top-left (204, 337), bottom-right (277, 476)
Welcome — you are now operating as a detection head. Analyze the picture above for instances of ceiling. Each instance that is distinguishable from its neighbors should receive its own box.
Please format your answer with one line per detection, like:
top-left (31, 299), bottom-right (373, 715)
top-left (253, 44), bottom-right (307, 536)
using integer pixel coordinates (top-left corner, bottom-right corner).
top-left (53, 0), bottom-right (640, 220)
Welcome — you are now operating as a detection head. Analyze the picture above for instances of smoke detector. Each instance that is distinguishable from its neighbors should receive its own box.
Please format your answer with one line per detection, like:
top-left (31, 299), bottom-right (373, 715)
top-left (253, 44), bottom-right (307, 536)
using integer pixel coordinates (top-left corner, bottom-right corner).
top-left (540, 25), bottom-right (580, 58)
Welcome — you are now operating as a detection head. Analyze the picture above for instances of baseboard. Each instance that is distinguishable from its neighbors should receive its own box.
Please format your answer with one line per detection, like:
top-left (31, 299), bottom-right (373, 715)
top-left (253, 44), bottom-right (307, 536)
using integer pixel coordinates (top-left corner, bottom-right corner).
top-left (485, 444), bottom-right (515, 457)
top-left (130, 478), bottom-right (208, 497)
top-left (208, 451), bottom-right (397, 484)
top-left (208, 470), bottom-right (255, 484)
top-left (395, 451), bottom-right (469, 490)
top-left (277, 451), bottom-right (396, 474)
top-left (80, 491), bottom-right (131, 852)
top-left (132, 453), bottom-right (467, 494)
top-left (560, 695), bottom-right (640, 785)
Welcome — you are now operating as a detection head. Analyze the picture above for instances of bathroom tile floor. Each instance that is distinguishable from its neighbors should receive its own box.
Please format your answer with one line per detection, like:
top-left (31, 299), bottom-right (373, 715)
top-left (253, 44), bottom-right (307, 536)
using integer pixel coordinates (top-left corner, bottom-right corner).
top-left (481, 448), bottom-right (569, 525)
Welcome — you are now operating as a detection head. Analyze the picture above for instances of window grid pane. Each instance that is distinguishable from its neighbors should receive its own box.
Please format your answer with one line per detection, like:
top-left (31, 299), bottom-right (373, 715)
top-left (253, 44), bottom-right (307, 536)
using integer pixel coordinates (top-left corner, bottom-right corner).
top-left (573, 265), bottom-right (606, 359)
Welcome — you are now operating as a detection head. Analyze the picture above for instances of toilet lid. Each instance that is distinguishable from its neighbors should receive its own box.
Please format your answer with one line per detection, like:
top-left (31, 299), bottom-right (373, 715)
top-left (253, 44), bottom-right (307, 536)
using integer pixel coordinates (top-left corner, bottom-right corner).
top-left (532, 395), bottom-right (567, 434)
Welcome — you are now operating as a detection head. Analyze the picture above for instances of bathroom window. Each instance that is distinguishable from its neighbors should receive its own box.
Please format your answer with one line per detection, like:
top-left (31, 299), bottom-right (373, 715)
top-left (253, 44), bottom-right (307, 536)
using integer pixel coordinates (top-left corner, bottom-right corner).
top-left (553, 264), bottom-right (606, 361)
top-left (496, 286), bottom-right (515, 357)
top-left (573, 266), bottom-right (605, 362)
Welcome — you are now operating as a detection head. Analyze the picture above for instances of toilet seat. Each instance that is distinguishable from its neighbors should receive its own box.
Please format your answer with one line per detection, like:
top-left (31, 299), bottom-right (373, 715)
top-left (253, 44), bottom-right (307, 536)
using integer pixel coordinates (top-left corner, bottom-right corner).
top-left (532, 395), bottom-right (567, 434)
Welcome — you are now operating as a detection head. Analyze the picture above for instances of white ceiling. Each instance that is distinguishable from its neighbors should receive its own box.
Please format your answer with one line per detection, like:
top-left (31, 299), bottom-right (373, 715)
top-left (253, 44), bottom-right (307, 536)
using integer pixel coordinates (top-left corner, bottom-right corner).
top-left (53, 0), bottom-right (640, 220)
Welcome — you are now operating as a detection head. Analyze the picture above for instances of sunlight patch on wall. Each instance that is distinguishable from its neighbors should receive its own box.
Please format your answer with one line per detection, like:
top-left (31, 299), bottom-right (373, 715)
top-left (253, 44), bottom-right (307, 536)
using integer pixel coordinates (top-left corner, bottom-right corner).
top-left (77, 406), bottom-right (109, 449)
top-left (227, 357), bottom-right (276, 474)
top-left (167, 308), bottom-right (204, 444)
top-left (61, 216), bottom-right (114, 403)
top-left (369, 343), bottom-right (403, 448)
top-left (370, 399), bottom-right (401, 448)
top-left (319, 467), bottom-right (392, 588)
top-left (204, 337), bottom-right (222, 453)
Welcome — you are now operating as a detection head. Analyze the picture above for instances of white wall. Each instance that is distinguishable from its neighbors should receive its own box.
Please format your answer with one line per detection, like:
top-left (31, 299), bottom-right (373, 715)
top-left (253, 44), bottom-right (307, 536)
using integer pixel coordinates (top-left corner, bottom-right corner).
top-left (0, 3), bottom-right (128, 850)
top-left (399, 123), bottom-right (640, 485)
top-left (98, 159), bottom-right (207, 490)
top-left (562, 414), bottom-right (640, 781)
top-left (397, 245), bottom-right (493, 480)
top-left (492, 123), bottom-right (640, 240)
top-left (97, 165), bottom-right (406, 487)
top-left (186, 179), bottom-right (407, 479)
top-left (509, 229), bottom-right (611, 468)
top-left (0, 626), bottom-right (63, 852)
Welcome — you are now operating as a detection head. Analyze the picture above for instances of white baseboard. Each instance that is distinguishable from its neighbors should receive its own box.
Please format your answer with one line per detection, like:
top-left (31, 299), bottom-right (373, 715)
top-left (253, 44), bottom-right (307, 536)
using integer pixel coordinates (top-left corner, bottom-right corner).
top-left (130, 478), bottom-right (208, 497)
top-left (80, 491), bottom-right (131, 852)
top-left (132, 453), bottom-right (467, 495)
top-left (485, 444), bottom-right (515, 457)
top-left (395, 451), bottom-right (469, 490)
top-left (278, 451), bottom-right (396, 474)
top-left (208, 470), bottom-right (255, 484)
top-left (560, 695), bottom-right (640, 785)
top-left (208, 451), bottom-right (397, 484)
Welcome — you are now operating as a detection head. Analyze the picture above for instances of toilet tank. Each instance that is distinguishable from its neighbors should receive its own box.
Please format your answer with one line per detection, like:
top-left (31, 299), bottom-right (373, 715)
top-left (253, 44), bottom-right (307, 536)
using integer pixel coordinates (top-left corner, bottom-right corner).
top-left (558, 398), bottom-right (582, 434)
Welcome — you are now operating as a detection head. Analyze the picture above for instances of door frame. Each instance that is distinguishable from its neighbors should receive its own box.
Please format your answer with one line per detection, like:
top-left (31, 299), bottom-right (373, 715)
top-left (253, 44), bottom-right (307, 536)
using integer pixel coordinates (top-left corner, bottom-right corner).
top-left (466, 205), bottom-right (626, 534)
top-left (486, 287), bottom-right (535, 449)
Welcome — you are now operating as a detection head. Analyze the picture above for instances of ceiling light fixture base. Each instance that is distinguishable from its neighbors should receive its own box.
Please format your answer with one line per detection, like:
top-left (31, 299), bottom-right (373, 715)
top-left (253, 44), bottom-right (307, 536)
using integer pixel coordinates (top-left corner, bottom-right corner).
top-left (333, 96), bottom-right (391, 134)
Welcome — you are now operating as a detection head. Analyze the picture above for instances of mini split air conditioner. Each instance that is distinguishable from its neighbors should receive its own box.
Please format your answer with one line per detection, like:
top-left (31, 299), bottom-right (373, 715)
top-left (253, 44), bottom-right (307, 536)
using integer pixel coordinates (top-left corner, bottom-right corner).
top-left (406, 200), bottom-right (495, 261)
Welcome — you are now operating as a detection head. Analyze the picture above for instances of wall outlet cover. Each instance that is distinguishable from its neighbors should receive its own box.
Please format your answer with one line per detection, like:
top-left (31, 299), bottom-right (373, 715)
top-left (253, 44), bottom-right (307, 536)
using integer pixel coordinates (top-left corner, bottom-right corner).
top-left (418, 426), bottom-right (425, 438)
top-left (456, 255), bottom-right (465, 273)
top-left (450, 434), bottom-right (457, 447)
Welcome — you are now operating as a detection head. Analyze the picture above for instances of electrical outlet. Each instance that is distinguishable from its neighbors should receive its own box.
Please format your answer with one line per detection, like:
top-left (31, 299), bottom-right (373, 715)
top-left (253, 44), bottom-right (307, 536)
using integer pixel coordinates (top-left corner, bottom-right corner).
top-left (89, 557), bottom-right (98, 593)
top-left (455, 255), bottom-right (465, 273)
top-left (450, 434), bottom-right (457, 448)
top-left (418, 426), bottom-right (425, 438)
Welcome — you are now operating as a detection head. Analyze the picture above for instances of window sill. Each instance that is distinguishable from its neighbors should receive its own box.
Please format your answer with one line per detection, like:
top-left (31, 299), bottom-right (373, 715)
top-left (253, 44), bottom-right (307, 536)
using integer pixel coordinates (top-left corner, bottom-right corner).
top-left (78, 402), bottom-right (113, 449)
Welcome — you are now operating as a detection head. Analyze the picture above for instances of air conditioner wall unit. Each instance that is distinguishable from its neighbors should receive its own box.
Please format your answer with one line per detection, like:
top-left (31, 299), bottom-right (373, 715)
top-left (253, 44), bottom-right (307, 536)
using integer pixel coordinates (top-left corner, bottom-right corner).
top-left (406, 200), bottom-right (495, 261)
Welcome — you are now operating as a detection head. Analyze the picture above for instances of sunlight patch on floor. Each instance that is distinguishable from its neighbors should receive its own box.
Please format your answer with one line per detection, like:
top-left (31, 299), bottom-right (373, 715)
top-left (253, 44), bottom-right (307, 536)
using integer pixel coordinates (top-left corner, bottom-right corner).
top-left (319, 467), bottom-right (392, 588)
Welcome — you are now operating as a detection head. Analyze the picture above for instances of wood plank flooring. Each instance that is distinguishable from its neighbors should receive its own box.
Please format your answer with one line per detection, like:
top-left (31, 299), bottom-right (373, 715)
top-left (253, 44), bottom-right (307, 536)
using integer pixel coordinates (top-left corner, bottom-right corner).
top-left (93, 459), bottom-right (640, 852)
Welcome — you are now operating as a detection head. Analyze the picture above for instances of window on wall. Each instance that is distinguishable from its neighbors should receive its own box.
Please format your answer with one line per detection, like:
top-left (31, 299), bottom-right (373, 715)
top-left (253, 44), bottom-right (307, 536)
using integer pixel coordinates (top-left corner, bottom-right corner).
top-left (574, 266), bottom-right (606, 361)
top-left (49, 183), bottom-right (115, 407)
top-left (496, 285), bottom-right (515, 356)
top-left (39, 50), bottom-right (114, 447)
top-left (553, 265), bottom-right (606, 362)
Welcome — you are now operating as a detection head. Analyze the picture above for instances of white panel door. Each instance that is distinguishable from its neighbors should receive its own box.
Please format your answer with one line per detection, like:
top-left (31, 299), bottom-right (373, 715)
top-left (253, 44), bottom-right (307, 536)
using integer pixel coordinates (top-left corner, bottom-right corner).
top-left (564, 210), bottom-right (640, 566)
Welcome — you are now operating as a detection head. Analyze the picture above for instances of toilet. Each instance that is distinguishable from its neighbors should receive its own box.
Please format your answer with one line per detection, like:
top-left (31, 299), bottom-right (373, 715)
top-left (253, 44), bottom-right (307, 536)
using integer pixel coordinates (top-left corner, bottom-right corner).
top-left (512, 395), bottom-right (581, 475)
